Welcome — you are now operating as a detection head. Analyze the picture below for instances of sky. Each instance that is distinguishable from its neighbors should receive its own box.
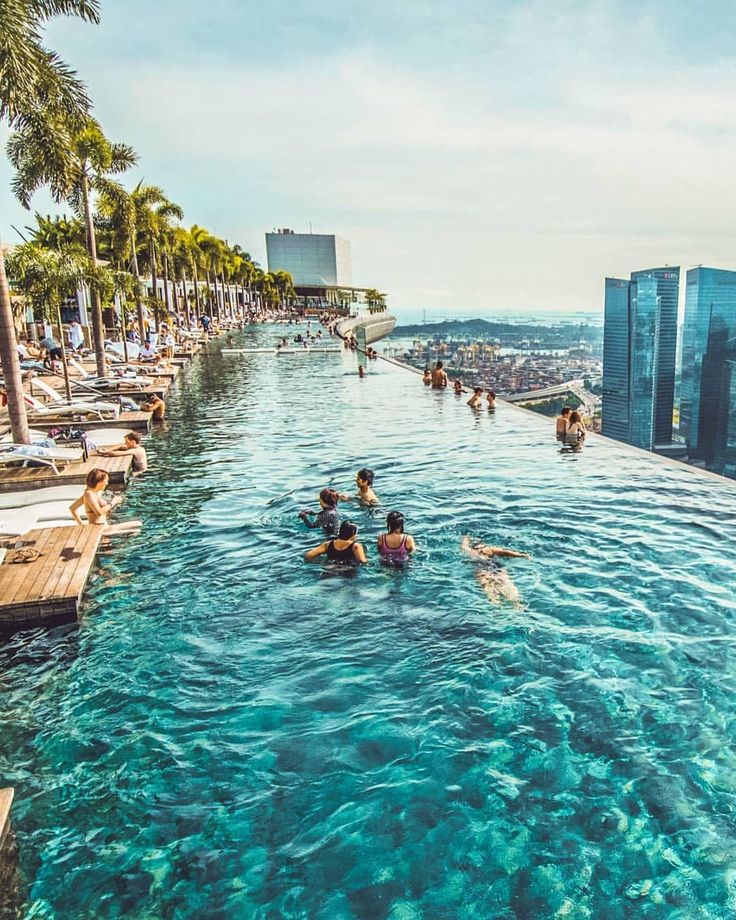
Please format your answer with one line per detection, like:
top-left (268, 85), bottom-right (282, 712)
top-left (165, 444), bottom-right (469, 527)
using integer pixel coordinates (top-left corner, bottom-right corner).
top-left (3, 0), bottom-right (736, 317)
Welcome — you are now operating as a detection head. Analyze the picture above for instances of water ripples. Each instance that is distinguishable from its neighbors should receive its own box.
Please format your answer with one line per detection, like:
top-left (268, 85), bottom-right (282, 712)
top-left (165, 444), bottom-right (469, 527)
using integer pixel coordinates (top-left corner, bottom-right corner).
top-left (2, 326), bottom-right (736, 917)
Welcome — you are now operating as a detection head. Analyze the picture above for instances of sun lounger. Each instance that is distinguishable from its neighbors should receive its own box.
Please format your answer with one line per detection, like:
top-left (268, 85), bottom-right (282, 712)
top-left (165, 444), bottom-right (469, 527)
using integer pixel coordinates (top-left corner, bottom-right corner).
top-left (24, 388), bottom-right (119, 420)
top-left (0, 485), bottom-right (82, 509)
top-left (0, 499), bottom-right (82, 536)
top-left (0, 444), bottom-right (84, 475)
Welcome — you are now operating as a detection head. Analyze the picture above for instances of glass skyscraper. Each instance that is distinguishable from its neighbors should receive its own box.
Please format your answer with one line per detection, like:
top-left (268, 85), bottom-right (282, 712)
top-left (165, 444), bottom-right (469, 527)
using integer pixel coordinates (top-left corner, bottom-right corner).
top-left (681, 267), bottom-right (736, 471)
top-left (602, 267), bottom-right (679, 451)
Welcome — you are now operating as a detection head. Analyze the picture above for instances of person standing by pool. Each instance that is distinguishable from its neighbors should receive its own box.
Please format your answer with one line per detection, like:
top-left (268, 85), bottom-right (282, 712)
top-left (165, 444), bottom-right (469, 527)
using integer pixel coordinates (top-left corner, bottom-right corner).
top-left (141, 394), bottom-right (166, 421)
top-left (377, 511), bottom-right (415, 564)
top-left (422, 368), bottom-right (432, 386)
top-left (69, 469), bottom-right (143, 536)
top-left (556, 406), bottom-right (572, 442)
top-left (304, 521), bottom-right (367, 564)
top-left (431, 361), bottom-right (448, 389)
top-left (299, 488), bottom-right (340, 535)
top-left (467, 387), bottom-right (483, 409)
top-left (461, 536), bottom-right (531, 607)
top-left (69, 320), bottom-right (84, 353)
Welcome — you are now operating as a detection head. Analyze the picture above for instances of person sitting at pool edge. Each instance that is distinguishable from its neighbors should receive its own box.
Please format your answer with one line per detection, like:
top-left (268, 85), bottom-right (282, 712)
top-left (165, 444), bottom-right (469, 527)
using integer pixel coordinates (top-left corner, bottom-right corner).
top-left (69, 468), bottom-right (143, 536)
top-left (340, 468), bottom-right (378, 506)
top-left (299, 488), bottom-right (340, 535)
top-left (141, 394), bottom-right (166, 420)
top-left (95, 431), bottom-right (148, 476)
top-left (304, 520), bottom-right (367, 565)
top-left (431, 361), bottom-right (448, 389)
top-left (556, 406), bottom-right (572, 442)
top-left (377, 511), bottom-right (415, 564)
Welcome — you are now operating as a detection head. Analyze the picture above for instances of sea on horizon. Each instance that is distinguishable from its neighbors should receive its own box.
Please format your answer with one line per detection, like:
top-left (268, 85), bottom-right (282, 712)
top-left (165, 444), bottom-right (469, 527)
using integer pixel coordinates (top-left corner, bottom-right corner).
top-left (389, 307), bottom-right (604, 327)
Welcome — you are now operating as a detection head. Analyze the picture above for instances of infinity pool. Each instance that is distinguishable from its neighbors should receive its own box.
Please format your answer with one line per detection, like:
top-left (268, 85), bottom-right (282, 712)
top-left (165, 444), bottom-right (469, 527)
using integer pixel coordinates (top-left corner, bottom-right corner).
top-left (2, 327), bottom-right (736, 918)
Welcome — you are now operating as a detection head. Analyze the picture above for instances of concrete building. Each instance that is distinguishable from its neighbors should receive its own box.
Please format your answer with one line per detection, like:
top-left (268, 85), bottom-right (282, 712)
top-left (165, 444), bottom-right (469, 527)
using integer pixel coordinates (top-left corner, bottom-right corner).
top-left (265, 229), bottom-right (372, 309)
top-left (602, 267), bottom-right (679, 451)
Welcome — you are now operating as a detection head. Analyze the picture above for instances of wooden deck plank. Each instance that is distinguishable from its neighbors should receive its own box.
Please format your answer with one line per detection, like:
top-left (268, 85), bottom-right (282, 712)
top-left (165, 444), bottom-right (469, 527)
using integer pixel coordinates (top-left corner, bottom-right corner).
top-left (0, 455), bottom-right (132, 493)
top-left (13, 525), bottom-right (70, 605)
top-left (0, 787), bottom-right (13, 849)
top-left (24, 412), bottom-right (152, 433)
top-left (0, 525), bottom-right (103, 629)
top-left (40, 525), bottom-right (96, 601)
top-left (1, 529), bottom-right (56, 606)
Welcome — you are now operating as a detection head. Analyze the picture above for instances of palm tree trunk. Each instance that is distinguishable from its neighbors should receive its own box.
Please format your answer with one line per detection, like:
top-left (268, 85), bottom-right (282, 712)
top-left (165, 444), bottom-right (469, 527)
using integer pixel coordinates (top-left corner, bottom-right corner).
top-left (0, 246), bottom-right (30, 443)
top-left (149, 239), bottom-right (159, 333)
top-left (56, 303), bottom-right (73, 401)
top-left (193, 267), bottom-right (201, 319)
top-left (81, 174), bottom-right (106, 377)
top-left (162, 250), bottom-right (172, 320)
top-left (181, 268), bottom-right (192, 327)
top-left (130, 231), bottom-right (146, 341)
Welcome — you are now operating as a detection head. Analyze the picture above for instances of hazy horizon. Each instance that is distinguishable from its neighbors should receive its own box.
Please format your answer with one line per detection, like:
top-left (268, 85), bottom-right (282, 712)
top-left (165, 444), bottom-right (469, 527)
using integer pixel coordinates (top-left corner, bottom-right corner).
top-left (3, 1), bottom-right (736, 315)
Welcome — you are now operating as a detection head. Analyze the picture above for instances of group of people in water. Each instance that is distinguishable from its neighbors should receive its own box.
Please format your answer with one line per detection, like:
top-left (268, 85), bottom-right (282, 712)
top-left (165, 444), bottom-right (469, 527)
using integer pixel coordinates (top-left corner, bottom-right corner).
top-left (555, 405), bottom-right (586, 450)
top-left (297, 467), bottom-right (530, 605)
top-left (422, 361), bottom-right (498, 409)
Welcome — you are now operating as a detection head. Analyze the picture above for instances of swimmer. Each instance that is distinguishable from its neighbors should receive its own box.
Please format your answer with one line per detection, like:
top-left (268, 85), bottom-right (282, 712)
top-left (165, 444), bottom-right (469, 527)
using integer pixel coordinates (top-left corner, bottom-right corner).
top-left (431, 361), bottom-right (448, 389)
top-left (226, 335), bottom-right (234, 346)
top-left (141, 394), bottom-right (166, 420)
top-left (299, 488), bottom-right (340, 535)
top-left (339, 468), bottom-right (378, 506)
top-left (377, 510), bottom-right (415, 564)
top-left (69, 469), bottom-right (143, 536)
top-left (454, 379), bottom-right (463, 395)
top-left (556, 406), bottom-right (572, 442)
top-left (422, 368), bottom-right (432, 386)
top-left (564, 410), bottom-right (586, 450)
top-left (467, 387), bottom-right (483, 409)
top-left (358, 365), bottom-right (366, 378)
top-left (304, 520), bottom-right (367, 564)
top-left (486, 390), bottom-right (496, 409)
top-left (461, 535), bottom-right (531, 608)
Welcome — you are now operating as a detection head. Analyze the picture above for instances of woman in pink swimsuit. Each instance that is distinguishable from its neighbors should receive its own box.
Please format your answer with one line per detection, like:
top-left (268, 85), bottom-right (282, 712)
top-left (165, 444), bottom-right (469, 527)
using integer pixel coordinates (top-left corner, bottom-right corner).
top-left (377, 511), bottom-right (415, 565)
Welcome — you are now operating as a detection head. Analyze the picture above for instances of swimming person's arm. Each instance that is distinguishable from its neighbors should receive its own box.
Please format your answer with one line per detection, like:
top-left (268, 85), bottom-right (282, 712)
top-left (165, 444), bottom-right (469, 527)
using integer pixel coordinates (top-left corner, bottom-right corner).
top-left (405, 535), bottom-right (416, 553)
top-left (298, 510), bottom-right (320, 528)
top-left (304, 542), bottom-right (328, 561)
top-left (489, 547), bottom-right (531, 559)
top-left (353, 542), bottom-right (368, 564)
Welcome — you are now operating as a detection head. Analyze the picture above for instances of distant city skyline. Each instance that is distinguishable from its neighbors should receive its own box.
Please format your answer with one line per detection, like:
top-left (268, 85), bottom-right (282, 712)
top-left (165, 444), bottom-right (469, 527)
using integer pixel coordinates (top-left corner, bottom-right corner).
top-left (4, 1), bottom-right (736, 314)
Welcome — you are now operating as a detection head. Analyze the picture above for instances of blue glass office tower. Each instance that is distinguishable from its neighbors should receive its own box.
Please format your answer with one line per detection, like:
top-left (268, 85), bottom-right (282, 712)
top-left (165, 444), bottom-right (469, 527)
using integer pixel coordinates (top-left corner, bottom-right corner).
top-left (602, 267), bottom-right (679, 451)
top-left (631, 267), bottom-right (679, 445)
top-left (681, 267), bottom-right (736, 470)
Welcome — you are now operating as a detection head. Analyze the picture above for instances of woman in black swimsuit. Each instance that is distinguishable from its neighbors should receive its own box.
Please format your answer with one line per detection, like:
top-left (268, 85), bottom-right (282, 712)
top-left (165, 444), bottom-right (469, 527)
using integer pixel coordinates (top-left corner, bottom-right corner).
top-left (304, 521), bottom-right (367, 565)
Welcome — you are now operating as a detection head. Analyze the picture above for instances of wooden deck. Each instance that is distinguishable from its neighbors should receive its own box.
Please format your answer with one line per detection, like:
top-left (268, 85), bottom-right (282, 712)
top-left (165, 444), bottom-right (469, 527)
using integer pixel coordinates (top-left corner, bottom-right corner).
top-left (0, 788), bottom-right (12, 851)
top-left (0, 455), bottom-right (132, 493)
top-left (0, 525), bottom-right (103, 631)
top-left (28, 411), bottom-right (152, 432)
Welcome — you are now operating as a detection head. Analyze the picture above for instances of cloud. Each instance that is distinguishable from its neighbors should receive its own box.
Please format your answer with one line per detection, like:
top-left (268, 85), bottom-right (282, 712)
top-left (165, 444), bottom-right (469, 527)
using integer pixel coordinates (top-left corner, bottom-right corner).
top-left (5, 1), bottom-right (736, 314)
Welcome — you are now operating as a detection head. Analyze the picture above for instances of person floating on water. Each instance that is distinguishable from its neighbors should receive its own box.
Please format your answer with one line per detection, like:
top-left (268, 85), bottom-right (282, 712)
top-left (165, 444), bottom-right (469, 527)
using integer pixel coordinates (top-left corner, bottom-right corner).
top-left (377, 511), bottom-right (415, 565)
top-left (422, 368), bottom-right (432, 386)
top-left (431, 361), bottom-right (448, 389)
top-left (467, 386), bottom-right (483, 409)
top-left (304, 520), bottom-right (367, 565)
top-left (339, 468), bottom-right (378, 506)
top-left (461, 535), bottom-right (531, 607)
top-left (299, 488), bottom-right (340, 535)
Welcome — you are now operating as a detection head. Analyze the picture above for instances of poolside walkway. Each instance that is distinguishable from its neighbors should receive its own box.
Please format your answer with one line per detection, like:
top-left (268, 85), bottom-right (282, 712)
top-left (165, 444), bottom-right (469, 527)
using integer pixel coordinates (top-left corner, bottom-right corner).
top-left (0, 455), bottom-right (132, 493)
top-left (0, 525), bottom-right (104, 631)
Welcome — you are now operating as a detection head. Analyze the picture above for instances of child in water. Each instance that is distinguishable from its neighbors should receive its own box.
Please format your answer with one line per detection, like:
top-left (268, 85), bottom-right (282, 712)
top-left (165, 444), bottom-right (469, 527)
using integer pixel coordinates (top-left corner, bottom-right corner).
top-left (299, 488), bottom-right (340, 535)
top-left (461, 535), bottom-right (531, 608)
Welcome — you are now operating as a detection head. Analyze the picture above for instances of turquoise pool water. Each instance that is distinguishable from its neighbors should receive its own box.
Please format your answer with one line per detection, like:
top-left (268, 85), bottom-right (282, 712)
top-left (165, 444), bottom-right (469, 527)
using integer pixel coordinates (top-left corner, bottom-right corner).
top-left (2, 327), bottom-right (736, 918)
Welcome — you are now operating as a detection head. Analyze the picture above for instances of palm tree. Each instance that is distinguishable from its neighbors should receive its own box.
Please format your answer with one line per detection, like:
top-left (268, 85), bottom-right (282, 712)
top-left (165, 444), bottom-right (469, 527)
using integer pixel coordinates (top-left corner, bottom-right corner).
top-left (7, 117), bottom-right (137, 376)
top-left (0, 0), bottom-right (99, 443)
top-left (7, 241), bottom-right (94, 400)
